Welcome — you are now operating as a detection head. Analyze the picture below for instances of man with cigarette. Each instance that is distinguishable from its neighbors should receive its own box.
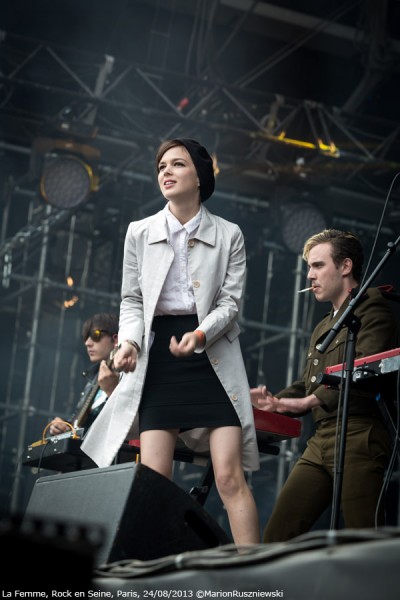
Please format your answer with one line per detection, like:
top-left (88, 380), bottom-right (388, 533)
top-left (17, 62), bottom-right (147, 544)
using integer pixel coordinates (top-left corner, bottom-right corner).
top-left (251, 229), bottom-right (398, 541)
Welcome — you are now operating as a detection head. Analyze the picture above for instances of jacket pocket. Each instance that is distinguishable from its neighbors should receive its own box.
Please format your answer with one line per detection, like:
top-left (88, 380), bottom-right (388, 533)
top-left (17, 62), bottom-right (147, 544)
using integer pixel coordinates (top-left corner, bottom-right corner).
top-left (323, 335), bottom-right (347, 368)
top-left (225, 321), bottom-right (241, 342)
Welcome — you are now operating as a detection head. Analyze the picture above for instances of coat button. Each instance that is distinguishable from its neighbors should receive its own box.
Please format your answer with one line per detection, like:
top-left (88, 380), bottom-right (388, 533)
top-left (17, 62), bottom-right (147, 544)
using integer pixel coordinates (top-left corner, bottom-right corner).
top-left (311, 375), bottom-right (316, 383)
top-left (193, 280), bottom-right (200, 288)
top-left (313, 359), bottom-right (319, 366)
top-left (231, 394), bottom-right (238, 402)
top-left (308, 352), bottom-right (312, 357)
top-left (188, 239), bottom-right (195, 247)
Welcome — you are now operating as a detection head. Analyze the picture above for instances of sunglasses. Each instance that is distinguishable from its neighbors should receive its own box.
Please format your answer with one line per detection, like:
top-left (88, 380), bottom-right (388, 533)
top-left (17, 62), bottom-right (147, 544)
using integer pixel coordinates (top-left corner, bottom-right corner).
top-left (85, 329), bottom-right (111, 342)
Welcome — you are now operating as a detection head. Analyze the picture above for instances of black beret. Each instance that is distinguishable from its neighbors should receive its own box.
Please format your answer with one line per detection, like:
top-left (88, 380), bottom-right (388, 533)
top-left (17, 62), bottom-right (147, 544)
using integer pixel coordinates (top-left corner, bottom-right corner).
top-left (177, 138), bottom-right (215, 201)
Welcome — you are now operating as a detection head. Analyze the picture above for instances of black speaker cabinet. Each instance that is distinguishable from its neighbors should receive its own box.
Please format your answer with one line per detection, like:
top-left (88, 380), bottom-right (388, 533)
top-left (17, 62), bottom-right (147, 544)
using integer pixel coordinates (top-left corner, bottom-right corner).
top-left (24, 462), bottom-right (231, 565)
top-left (0, 512), bottom-right (100, 592)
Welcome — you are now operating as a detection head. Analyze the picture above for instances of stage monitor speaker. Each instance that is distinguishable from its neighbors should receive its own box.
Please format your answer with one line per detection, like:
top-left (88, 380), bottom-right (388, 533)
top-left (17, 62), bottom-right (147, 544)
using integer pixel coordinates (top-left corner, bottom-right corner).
top-left (0, 512), bottom-right (101, 592)
top-left (24, 462), bottom-right (231, 565)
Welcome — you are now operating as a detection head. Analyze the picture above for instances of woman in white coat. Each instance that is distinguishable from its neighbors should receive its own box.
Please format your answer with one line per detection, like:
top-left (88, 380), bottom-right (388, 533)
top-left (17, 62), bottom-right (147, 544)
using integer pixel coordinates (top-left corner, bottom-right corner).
top-left (82, 138), bottom-right (260, 545)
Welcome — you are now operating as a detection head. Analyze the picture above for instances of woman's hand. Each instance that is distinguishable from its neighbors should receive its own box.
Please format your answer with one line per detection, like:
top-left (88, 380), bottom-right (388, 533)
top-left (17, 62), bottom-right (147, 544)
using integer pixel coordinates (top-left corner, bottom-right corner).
top-left (169, 331), bottom-right (198, 357)
top-left (113, 341), bottom-right (138, 373)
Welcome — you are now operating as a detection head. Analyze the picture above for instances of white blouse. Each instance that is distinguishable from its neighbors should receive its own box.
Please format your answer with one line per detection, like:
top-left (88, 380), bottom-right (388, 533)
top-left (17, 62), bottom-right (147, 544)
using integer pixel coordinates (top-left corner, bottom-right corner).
top-left (155, 203), bottom-right (202, 316)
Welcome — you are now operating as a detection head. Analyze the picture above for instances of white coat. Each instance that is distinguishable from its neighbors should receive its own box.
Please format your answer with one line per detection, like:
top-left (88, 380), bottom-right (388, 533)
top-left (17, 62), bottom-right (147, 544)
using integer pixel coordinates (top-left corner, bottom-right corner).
top-left (81, 205), bottom-right (260, 471)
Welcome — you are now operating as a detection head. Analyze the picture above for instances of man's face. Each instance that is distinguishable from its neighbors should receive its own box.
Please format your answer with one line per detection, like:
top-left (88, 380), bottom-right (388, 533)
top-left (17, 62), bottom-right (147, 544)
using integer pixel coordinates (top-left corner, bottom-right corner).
top-left (84, 329), bottom-right (116, 363)
top-left (307, 242), bottom-right (350, 308)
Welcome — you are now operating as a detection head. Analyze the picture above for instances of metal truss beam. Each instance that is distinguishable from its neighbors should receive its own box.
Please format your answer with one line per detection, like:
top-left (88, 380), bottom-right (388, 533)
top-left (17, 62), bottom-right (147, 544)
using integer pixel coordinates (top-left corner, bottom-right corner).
top-left (1, 32), bottom-right (400, 177)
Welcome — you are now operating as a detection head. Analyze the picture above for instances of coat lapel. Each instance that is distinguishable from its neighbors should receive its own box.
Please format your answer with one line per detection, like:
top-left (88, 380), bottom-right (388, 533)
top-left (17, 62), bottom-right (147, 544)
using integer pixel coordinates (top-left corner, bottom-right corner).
top-left (142, 210), bottom-right (173, 321)
top-left (147, 209), bottom-right (169, 244)
top-left (195, 206), bottom-right (217, 247)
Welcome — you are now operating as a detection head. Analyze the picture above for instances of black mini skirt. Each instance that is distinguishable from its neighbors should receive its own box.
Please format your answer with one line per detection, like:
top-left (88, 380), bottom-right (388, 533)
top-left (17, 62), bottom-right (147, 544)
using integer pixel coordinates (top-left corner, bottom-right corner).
top-left (139, 314), bottom-right (240, 433)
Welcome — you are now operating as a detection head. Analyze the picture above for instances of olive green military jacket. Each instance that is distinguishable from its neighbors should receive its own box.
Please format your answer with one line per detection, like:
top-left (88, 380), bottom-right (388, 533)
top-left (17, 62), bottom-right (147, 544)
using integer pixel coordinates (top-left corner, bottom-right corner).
top-left (277, 287), bottom-right (398, 423)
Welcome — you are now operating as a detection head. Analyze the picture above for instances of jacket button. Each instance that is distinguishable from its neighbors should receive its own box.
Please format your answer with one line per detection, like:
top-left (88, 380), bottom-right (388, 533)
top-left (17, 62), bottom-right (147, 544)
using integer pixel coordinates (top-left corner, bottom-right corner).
top-left (313, 359), bottom-right (319, 366)
top-left (193, 280), bottom-right (200, 288)
top-left (308, 352), bottom-right (312, 357)
top-left (231, 394), bottom-right (238, 402)
top-left (188, 240), bottom-right (195, 248)
top-left (311, 375), bottom-right (316, 383)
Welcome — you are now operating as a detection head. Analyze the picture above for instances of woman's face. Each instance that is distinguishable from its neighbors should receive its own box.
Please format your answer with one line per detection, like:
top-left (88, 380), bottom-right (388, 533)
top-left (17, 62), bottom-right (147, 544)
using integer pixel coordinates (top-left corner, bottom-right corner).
top-left (157, 145), bottom-right (200, 202)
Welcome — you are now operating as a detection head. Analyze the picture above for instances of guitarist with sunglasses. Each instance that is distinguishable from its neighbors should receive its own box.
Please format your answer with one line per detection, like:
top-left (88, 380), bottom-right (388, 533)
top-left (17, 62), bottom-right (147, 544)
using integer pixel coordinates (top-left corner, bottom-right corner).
top-left (47, 313), bottom-right (119, 437)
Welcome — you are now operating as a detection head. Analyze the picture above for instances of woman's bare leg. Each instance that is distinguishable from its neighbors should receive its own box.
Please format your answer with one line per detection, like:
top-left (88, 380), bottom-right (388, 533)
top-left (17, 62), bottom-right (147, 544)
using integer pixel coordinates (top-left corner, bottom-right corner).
top-left (209, 426), bottom-right (260, 545)
top-left (139, 428), bottom-right (179, 479)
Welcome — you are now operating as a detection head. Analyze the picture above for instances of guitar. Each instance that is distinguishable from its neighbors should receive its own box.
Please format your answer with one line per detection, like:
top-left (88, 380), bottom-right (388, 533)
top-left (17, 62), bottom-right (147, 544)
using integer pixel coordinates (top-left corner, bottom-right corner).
top-left (73, 356), bottom-right (115, 428)
top-left (30, 355), bottom-right (117, 447)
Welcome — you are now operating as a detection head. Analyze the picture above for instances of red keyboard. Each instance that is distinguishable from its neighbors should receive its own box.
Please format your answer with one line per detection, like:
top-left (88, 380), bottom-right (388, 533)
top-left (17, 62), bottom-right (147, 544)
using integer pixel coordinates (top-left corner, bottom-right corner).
top-left (325, 347), bottom-right (400, 378)
top-left (253, 407), bottom-right (301, 443)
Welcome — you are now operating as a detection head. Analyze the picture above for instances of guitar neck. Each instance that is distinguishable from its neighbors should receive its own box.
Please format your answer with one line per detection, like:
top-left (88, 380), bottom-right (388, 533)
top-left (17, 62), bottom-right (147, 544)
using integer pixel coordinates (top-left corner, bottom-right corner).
top-left (74, 357), bottom-right (113, 427)
top-left (74, 382), bottom-right (100, 428)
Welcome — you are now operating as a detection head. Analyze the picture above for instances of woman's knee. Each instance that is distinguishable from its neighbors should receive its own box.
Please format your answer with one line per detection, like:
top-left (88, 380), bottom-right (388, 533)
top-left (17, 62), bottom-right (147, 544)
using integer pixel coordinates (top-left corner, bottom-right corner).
top-left (214, 468), bottom-right (244, 498)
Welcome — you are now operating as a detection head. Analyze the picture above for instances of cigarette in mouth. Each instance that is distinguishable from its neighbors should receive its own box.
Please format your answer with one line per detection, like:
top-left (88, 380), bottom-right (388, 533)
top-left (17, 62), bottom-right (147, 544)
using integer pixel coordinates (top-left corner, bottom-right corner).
top-left (297, 286), bottom-right (314, 293)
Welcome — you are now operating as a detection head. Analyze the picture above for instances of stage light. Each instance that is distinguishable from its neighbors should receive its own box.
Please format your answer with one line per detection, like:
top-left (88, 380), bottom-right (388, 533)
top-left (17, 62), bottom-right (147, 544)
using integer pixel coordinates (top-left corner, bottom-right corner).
top-left (63, 295), bottom-right (79, 308)
top-left (32, 135), bottom-right (100, 209)
top-left (281, 202), bottom-right (327, 255)
top-left (263, 132), bottom-right (340, 158)
top-left (212, 153), bottom-right (220, 177)
top-left (40, 154), bottom-right (97, 209)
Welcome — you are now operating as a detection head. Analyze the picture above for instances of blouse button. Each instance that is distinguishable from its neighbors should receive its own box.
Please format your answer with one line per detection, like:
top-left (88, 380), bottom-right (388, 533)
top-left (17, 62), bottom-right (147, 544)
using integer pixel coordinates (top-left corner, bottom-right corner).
top-left (193, 280), bottom-right (200, 288)
top-left (188, 240), bottom-right (195, 248)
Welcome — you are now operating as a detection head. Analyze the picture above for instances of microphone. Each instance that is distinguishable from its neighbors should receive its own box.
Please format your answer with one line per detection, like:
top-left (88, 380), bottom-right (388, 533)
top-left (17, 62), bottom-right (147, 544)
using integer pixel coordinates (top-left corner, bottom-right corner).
top-left (315, 372), bottom-right (341, 388)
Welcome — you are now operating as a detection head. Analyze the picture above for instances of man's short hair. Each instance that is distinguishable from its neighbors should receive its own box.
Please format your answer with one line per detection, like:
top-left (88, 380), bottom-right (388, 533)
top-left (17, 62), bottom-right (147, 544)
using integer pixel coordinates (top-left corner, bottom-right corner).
top-left (303, 229), bottom-right (364, 283)
top-left (81, 313), bottom-right (119, 340)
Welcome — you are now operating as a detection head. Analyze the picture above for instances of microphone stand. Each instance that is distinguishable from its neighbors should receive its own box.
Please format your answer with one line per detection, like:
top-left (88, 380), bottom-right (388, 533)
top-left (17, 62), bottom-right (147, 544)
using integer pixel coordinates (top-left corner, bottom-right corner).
top-left (317, 236), bottom-right (400, 530)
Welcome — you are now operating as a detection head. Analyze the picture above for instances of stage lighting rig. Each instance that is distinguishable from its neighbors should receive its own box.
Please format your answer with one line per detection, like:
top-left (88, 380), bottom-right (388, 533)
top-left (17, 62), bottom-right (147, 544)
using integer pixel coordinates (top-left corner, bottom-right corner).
top-left (31, 132), bottom-right (100, 209)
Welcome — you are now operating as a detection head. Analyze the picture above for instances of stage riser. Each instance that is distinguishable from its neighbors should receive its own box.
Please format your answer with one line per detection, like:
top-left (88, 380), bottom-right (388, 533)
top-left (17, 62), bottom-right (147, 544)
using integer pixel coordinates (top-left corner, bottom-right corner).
top-left (93, 533), bottom-right (400, 600)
